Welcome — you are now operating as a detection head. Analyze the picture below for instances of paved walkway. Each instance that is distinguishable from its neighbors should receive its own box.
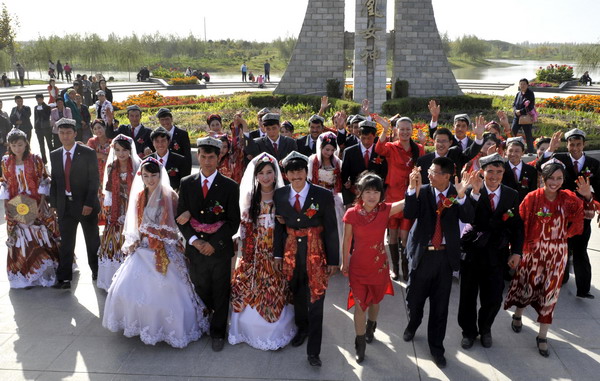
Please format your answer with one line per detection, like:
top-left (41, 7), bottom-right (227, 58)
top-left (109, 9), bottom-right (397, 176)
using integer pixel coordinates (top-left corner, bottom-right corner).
top-left (0, 194), bottom-right (599, 380)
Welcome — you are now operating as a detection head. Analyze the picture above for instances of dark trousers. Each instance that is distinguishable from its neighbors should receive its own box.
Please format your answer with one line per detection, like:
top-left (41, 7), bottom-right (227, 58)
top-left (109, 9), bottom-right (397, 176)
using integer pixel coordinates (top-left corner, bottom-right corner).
top-left (187, 254), bottom-right (231, 339)
top-left (458, 254), bottom-right (504, 338)
top-left (511, 118), bottom-right (535, 154)
top-left (567, 219), bottom-right (592, 295)
top-left (242, 72), bottom-right (247, 82)
top-left (406, 249), bottom-right (453, 357)
top-left (56, 199), bottom-right (100, 281)
top-left (265, 71), bottom-right (270, 82)
top-left (65, 72), bottom-right (72, 82)
top-left (57, 71), bottom-right (64, 80)
top-left (290, 240), bottom-right (325, 356)
top-left (53, 133), bottom-right (62, 149)
top-left (35, 128), bottom-right (53, 163)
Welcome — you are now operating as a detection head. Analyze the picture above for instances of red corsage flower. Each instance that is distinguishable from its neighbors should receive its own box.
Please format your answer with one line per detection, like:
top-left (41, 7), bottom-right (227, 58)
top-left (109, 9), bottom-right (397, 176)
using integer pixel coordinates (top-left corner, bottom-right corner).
top-left (583, 167), bottom-right (592, 178)
top-left (373, 156), bottom-right (383, 165)
top-left (212, 201), bottom-right (224, 215)
top-left (168, 167), bottom-right (179, 177)
top-left (173, 142), bottom-right (180, 151)
top-left (437, 196), bottom-right (458, 215)
top-left (502, 209), bottom-right (514, 221)
top-left (305, 203), bottom-right (319, 218)
top-left (520, 177), bottom-right (529, 188)
top-left (137, 138), bottom-right (144, 144)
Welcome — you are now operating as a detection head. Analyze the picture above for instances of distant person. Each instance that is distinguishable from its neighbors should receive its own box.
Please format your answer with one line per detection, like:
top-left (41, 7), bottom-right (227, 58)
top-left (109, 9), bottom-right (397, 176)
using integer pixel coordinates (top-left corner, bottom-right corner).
top-left (56, 60), bottom-right (64, 81)
top-left (98, 79), bottom-right (113, 103)
top-left (203, 71), bottom-right (210, 82)
top-left (64, 62), bottom-right (72, 82)
top-left (241, 62), bottom-right (247, 82)
top-left (81, 75), bottom-right (92, 106)
top-left (16, 63), bottom-right (25, 87)
top-left (10, 96), bottom-right (33, 142)
top-left (185, 66), bottom-right (192, 77)
top-left (580, 71), bottom-right (592, 86)
top-left (50, 98), bottom-right (72, 149)
top-left (47, 79), bottom-right (60, 104)
top-left (48, 60), bottom-right (56, 79)
top-left (248, 71), bottom-right (255, 82)
top-left (264, 61), bottom-right (271, 82)
top-left (1, 72), bottom-right (9, 87)
top-left (257, 74), bottom-right (265, 88)
top-left (511, 78), bottom-right (535, 154)
top-left (33, 93), bottom-right (53, 164)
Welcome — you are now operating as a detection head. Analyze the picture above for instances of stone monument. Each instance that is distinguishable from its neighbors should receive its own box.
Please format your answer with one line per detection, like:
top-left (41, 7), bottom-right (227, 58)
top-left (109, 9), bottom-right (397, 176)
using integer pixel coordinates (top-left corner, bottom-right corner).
top-left (273, 0), bottom-right (345, 96)
top-left (392, 0), bottom-right (462, 97)
top-left (353, 0), bottom-right (387, 113)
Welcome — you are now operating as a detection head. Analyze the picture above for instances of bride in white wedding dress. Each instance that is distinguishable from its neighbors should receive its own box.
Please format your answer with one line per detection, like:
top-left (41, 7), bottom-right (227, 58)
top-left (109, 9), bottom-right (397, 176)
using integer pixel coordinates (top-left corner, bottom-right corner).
top-left (102, 157), bottom-right (209, 348)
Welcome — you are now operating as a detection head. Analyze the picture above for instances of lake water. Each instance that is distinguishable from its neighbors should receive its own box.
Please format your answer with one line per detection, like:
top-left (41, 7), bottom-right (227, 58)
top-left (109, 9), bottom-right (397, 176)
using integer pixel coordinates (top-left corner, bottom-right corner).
top-left (19, 60), bottom-right (599, 84)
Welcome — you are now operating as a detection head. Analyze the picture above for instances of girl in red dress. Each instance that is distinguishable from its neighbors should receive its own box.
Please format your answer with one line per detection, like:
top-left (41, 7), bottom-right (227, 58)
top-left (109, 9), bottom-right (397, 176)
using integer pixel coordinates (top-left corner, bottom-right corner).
top-left (504, 160), bottom-right (588, 357)
top-left (341, 172), bottom-right (415, 363)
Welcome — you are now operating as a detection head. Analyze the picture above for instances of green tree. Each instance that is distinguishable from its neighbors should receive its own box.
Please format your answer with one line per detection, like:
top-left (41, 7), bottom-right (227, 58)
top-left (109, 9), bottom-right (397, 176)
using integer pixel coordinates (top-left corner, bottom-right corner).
top-left (578, 43), bottom-right (600, 73)
top-left (455, 35), bottom-right (488, 60)
top-left (0, 3), bottom-right (18, 72)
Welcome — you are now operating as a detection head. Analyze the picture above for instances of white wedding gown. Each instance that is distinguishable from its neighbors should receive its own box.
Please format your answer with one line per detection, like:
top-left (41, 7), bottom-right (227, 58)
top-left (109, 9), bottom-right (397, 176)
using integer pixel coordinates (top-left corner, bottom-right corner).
top-left (102, 237), bottom-right (209, 348)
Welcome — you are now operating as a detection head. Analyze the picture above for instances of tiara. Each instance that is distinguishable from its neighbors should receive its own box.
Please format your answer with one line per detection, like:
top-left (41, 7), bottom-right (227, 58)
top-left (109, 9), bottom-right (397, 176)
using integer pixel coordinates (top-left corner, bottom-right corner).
top-left (258, 153), bottom-right (275, 163)
top-left (541, 158), bottom-right (566, 170)
top-left (6, 128), bottom-right (27, 141)
top-left (113, 134), bottom-right (134, 144)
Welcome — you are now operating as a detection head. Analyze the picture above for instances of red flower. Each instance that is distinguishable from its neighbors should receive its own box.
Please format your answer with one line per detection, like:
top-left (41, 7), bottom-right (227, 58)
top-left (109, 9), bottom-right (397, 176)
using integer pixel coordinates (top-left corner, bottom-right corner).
top-left (305, 208), bottom-right (317, 218)
top-left (520, 177), bottom-right (529, 188)
top-left (168, 168), bottom-right (178, 177)
top-left (502, 209), bottom-right (514, 221)
top-left (173, 142), bottom-right (180, 151)
top-left (213, 204), bottom-right (224, 215)
top-left (373, 156), bottom-right (383, 165)
top-left (137, 138), bottom-right (144, 144)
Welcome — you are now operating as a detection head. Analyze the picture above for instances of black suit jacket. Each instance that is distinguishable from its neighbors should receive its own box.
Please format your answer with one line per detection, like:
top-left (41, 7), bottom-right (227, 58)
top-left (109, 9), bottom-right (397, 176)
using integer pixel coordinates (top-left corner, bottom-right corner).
top-left (169, 126), bottom-right (192, 171)
top-left (336, 130), bottom-right (359, 151)
top-left (248, 129), bottom-right (262, 140)
top-left (501, 161), bottom-right (538, 203)
top-left (177, 172), bottom-right (240, 260)
top-left (245, 135), bottom-right (297, 162)
top-left (463, 185), bottom-right (524, 266)
top-left (296, 135), bottom-right (317, 157)
top-left (10, 106), bottom-right (33, 132)
top-left (34, 103), bottom-right (52, 130)
top-left (428, 126), bottom-right (474, 150)
top-left (538, 152), bottom-right (600, 200)
top-left (416, 142), bottom-right (482, 184)
top-left (273, 183), bottom-right (339, 266)
top-left (341, 144), bottom-right (387, 205)
top-left (49, 144), bottom-right (100, 218)
top-left (107, 123), bottom-right (154, 157)
top-left (404, 184), bottom-right (474, 271)
top-left (147, 151), bottom-right (188, 191)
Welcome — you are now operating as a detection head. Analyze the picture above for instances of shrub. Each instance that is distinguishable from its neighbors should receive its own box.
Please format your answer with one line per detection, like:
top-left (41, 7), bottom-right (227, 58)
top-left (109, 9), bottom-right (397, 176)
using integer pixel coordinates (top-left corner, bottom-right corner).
top-left (535, 64), bottom-right (574, 83)
top-left (382, 95), bottom-right (494, 116)
top-left (393, 79), bottom-right (409, 98)
top-left (326, 78), bottom-right (342, 99)
top-left (151, 66), bottom-right (183, 79)
top-left (247, 93), bottom-right (361, 114)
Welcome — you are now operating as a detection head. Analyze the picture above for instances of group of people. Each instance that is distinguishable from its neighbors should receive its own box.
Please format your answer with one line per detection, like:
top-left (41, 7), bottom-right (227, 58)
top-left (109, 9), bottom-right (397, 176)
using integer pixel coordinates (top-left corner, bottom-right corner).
top-left (240, 61), bottom-right (270, 84)
top-left (47, 60), bottom-right (72, 81)
top-left (1, 86), bottom-right (597, 369)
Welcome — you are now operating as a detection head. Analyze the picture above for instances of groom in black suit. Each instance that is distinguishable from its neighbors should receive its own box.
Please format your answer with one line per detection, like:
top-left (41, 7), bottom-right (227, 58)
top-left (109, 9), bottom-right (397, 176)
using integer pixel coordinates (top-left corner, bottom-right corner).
top-left (146, 127), bottom-right (189, 191)
top-left (273, 151), bottom-right (339, 367)
top-left (243, 113), bottom-right (298, 163)
top-left (402, 156), bottom-right (475, 368)
top-left (49, 118), bottom-right (101, 289)
top-left (106, 105), bottom-right (153, 157)
top-left (177, 137), bottom-right (240, 352)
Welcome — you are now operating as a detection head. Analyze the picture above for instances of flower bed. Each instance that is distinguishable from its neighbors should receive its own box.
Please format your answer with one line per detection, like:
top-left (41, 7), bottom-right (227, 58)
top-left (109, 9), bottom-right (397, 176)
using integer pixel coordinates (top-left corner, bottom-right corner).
top-left (536, 64), bottom-right (574, 83)
top-left (540, 95), bottom-right (600, 113)
top-left (151, 66), bottom-right (183, 79)
top-left (168, 77), bottom-right (199, 85)
top-left (112, 90), bottom-right (220, 110)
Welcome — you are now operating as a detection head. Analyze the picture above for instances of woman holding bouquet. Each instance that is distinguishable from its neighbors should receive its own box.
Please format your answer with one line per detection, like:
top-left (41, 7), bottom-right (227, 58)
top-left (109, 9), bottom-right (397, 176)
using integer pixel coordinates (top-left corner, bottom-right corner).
top-left (504, 160), bottom-right (588, 357)
top-left (0, 129), bottom-right (59, 288)
top-left (103, 158), bottom-right (209, 348)
top-left (96, 134), bottom-right (140, 290)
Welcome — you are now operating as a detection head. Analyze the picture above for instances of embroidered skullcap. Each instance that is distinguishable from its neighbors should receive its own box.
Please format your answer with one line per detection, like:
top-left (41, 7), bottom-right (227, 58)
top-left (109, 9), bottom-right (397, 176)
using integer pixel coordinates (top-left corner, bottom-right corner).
top-left (479, 153), bottom-right (506, 168)
top-left (454, 113), bottom-right (471, 125)
top-left (564, 128), bottom-right (586, 140)
top-left (196, 136), bottom-right (223, 150)
top-left (282, 151), bottom-right (309, 167)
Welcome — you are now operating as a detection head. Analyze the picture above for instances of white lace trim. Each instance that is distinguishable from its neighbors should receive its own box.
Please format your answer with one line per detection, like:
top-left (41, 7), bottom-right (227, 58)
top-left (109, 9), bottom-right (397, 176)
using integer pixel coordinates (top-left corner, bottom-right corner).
top-left (97, 258), bottom-right (123, 291)
top-left (7, 258), bottom-right (57, 288)
top-left (103, 316), bottom-right (203, 349)
top-left (228, 326), bottom-right (297, 351)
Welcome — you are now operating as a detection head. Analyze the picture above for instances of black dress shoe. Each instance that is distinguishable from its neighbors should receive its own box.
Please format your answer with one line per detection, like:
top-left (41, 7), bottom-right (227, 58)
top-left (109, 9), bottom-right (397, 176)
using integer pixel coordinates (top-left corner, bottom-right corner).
top-left (433, 355), bottom-right (447, 368)
top-left (577, 293), bottom-right (595, 299)
top-left (307, 355), bottom-right (322, 367)
top-left (536, 337), bottom-right (550, 358)
top-left (511, 314), bottom-right (522, 333)
top-left (480, 333), bottom-right (492, 348)
top-left (403, 328), bottom-right (415, 342)
top-left (461, 336), bottom-right (475, 349)
top-left (211, 337), bottom-right (225, 352)
top-left (291, 331), bottom-right (308, 347)
top-left (52, 281), bottom-right (71, 289)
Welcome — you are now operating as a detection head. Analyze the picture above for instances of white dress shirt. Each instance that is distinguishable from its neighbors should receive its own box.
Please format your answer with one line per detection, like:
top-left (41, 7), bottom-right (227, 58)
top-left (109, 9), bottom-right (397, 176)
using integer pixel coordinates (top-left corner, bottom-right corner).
top-left (289, 181), bottom-right (310, 210)
top-left (157, 151), bottom-right (169, 166)
top-left (510, 161), bottom-right (523, 180)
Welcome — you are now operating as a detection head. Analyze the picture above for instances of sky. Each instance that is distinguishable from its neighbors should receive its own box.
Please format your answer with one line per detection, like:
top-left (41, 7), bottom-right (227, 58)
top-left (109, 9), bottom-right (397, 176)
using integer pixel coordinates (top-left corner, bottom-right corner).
top-left (5, 0), bottom-right (600, 44)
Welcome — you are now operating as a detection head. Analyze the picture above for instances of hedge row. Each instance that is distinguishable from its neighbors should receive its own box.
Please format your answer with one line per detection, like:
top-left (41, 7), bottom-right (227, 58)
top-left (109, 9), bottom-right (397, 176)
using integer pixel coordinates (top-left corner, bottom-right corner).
top-left (382, 95), bottom-right (494, 116)
top-left (247, 92), bottom-right (361, 114)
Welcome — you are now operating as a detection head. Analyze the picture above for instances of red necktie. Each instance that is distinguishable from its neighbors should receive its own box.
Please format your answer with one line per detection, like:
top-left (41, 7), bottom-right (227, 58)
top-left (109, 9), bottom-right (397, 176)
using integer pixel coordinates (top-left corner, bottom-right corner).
top-left (202, 179), bottom-right (209, 198)
top-left (364, 149), bottom-right (370, 168)
top-left (65, 151), bottom-right (72, 193)
top-left (272, 142), bottom-right (278, 156)
top-left (489, 193), bottom-right (495, 211)
top-left (574, 161), bottom-right (579, 173)
top-left (159, 158), bottom-right (164, 164)
top-left (431, 194), bottom-right (444, 249)
top-left (513, 167), bottom-right (519, 183)
top-left (131, 127), bottom-right (135, 137)
top-left (294, 194), bottom-right (302, 213)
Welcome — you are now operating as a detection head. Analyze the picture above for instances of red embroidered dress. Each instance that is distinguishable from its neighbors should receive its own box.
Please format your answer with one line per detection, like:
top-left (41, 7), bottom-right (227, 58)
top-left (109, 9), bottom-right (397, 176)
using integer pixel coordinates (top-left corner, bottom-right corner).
top-left (504, 189), bottom-right (584, 324)
top-left (343, 202), bottom-right (394, 310)
top-left (0, 154), bottom-right (59, 288)
top-left (87, 136), bottom-right (111, 225)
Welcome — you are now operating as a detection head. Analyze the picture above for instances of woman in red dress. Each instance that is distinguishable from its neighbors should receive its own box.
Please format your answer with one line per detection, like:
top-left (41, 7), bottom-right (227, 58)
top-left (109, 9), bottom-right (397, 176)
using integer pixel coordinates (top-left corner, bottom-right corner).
top-left (341, 172), bottom-right (414, 364)
top-left (504, 160), bottom-right (588, 357)
top-left (374, 115), bottom-right (424, 281)
top-left (87, 119), bottom-right (111, 225)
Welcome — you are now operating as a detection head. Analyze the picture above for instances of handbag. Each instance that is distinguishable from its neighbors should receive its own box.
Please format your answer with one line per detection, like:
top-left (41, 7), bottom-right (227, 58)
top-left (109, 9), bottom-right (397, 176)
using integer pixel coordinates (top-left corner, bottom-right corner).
top-left (518, 114), bottom-right (533, 125)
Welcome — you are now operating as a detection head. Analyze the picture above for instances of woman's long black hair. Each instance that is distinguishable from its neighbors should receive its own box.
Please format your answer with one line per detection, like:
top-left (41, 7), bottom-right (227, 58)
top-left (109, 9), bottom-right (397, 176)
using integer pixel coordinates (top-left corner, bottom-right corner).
top-left (249, 160), bottom-right (277, 223)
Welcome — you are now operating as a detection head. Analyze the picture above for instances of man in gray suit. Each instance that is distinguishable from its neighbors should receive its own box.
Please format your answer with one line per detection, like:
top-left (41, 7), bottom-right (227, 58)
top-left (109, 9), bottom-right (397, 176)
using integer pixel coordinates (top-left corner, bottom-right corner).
top-left (49, 118), bottom-right (100, 289)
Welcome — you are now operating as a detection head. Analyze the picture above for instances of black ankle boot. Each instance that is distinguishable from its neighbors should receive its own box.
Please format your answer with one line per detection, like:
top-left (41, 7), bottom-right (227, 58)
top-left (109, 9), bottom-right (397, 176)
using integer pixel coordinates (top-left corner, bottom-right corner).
top-left (355, 335), bottom-right (366, 363)
top-left (365, 320), bottom-right (377, 343)
top-left (389, 244), bottom-right (400, 281)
